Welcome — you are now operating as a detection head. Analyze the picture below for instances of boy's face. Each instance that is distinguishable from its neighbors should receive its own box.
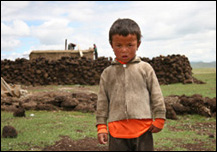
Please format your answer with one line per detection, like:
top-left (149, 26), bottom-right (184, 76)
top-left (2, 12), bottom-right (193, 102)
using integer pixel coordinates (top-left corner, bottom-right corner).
top-left (111, 34), bottom-right (141, 63)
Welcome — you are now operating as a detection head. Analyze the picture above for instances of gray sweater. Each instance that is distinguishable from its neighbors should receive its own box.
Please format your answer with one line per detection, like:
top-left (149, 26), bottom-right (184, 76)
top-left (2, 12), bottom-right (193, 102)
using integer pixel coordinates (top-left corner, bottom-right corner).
top-left (96, 56), bottom-right (166, 125)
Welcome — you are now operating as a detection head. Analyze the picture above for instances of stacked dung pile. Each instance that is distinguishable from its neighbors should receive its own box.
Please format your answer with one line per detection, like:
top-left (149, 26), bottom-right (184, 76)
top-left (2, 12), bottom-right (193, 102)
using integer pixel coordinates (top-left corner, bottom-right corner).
top-left (1, 57), bottom-right (111, 86)
top-left (1, 91), bottom-right (98, 113)
top-left (164, 94), bottom-right (216, 120)
top-left (141, 54), bottom-right (204, 85)
top-left (1, 54), bottom-right (204, 86)
top-left (1, 91), bottom-right (215, 119)
top-left (93, 57), bottom-right (112, 74)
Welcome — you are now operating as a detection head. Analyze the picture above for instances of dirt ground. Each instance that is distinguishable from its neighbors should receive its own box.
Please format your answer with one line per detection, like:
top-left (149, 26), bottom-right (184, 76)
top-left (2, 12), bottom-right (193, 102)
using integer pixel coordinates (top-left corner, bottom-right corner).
top-left (42, 137), bottom-right (215, 151)
top-left (42, 136), bottom-right (108, 151)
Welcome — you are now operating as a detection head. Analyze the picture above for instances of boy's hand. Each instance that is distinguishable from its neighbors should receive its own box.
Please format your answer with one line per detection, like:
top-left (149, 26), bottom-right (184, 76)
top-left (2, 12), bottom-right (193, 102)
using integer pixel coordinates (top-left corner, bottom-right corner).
top-left (98, 133), bottom-right (108, 144)
top-left (148, 124), bottom-right (162, 133)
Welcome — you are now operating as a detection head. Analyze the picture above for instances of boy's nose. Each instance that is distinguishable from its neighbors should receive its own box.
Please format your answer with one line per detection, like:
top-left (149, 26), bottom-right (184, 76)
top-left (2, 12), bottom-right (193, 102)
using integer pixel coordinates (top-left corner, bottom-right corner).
top-left (121, 47), bottom-right (128, 52)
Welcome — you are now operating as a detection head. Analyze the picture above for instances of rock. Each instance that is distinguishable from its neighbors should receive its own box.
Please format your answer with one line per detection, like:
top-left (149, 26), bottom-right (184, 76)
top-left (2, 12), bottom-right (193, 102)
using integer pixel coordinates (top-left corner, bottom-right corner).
top-left (164, 96), bottom-right (180, 105)
top-left (208, 134), bottom-right (215, 138)
top-left (165, 102), bottom-right (178, 120)
top-left (61, 98), bottom-right (79, 110)
top-left (172, 103), bottom-right (191, 114)
top-left (2, 125), bottom-right (18, 138)
top-left (13, 102), bottom-right (25, 117)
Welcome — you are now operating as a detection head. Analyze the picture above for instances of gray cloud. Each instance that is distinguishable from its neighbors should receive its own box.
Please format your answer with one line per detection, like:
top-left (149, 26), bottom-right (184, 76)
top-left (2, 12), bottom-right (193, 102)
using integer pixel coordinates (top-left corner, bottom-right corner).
top-left (1, 1), bottom-right (216, 62)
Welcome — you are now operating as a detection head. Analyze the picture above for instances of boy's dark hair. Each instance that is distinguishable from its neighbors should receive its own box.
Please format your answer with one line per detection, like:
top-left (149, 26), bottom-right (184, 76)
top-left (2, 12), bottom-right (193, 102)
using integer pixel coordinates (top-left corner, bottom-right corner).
top-left (109, 18), bottom-right (142, 44)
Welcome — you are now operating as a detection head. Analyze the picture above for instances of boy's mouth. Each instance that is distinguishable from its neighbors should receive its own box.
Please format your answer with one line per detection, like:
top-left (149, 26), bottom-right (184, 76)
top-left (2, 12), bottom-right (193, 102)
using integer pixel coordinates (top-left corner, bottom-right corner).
top-left (122, 55), bottom-right (128, 59)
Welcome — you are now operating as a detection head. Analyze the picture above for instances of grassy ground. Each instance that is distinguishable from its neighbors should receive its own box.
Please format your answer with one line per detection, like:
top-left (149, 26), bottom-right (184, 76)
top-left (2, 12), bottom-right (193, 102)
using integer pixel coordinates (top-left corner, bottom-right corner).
top-left (1, 111), bottom-right (96, 151)
top-left (154, 115), bottom-right (216, 151)
top-left (1, 111), bottom-right (216, 151)
top-left (1, 68), bottom-right (216, 151)
top-left (161, 68), bottom-right (216, 98)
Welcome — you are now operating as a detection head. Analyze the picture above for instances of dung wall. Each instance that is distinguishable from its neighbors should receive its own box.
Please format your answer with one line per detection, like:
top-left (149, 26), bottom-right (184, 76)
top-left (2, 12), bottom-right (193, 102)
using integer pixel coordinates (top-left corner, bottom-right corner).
top-left (1, 54), bottom-right (204, 86)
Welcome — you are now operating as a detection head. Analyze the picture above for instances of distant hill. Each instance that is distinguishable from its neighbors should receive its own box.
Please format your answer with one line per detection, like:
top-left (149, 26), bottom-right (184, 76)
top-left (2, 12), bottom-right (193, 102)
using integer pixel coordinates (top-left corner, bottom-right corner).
top-left (190, 61), bottom-right (216, 68)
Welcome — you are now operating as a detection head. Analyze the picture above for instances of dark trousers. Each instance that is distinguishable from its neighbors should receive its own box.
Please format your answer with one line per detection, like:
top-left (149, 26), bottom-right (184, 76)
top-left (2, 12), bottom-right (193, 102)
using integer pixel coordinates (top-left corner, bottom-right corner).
top-left (95, 53), bottom-right (98, 60)
top-left (109, 131), bottom-right (154, 151)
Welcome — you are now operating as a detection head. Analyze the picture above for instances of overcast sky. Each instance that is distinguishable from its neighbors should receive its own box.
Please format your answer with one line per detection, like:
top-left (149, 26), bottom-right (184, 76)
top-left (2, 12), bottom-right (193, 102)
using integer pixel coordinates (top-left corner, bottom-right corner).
top-left (1, 1), bottom-right (216, 62)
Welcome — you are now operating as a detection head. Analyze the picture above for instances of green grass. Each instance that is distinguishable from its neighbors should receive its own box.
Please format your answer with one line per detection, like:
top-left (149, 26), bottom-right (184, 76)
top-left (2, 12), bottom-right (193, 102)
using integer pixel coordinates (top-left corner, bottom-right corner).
top-left (161, 68), bottom-right (216, 98)
top-left (1, 111), bottom-right (97, 151)
top-left (154, 115), bottom-right (216, 151)
top-left (1, 111), bottom-right (216, 151)
top-left (192, 68), bottom-right (216, 74)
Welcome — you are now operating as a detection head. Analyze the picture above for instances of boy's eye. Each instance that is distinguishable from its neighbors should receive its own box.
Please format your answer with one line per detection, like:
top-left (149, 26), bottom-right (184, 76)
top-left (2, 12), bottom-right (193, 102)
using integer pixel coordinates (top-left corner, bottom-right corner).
top-left (128, 44), bottom-right (134, 47)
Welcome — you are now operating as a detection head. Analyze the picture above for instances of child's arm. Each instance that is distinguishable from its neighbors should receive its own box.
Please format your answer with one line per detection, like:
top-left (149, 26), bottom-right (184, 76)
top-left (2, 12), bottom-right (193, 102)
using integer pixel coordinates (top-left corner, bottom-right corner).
top-left (96, 72), bottom-right (109, 125)
top-left (97, 124), bottom-right (108, 134)
top-left (97, 124), bottom-right (108, 144)
top-left (146, 65), bottom-right (166, 119)
top-left (149, 118), bottom-right (165, 133)
top-left (98, 133), bottom-right (108, 144)
top-left (96, 71), bottom-right (109, 144)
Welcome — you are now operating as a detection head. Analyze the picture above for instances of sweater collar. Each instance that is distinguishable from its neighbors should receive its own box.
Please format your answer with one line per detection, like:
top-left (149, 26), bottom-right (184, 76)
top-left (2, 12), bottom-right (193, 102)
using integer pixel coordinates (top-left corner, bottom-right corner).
top-left (111, 56), bottom-right (141, 65)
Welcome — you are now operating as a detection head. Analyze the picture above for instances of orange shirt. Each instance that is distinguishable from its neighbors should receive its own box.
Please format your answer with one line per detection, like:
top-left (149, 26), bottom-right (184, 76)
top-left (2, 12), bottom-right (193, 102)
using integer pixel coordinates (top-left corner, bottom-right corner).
top-left (97, 119), bottom-right (165, 138)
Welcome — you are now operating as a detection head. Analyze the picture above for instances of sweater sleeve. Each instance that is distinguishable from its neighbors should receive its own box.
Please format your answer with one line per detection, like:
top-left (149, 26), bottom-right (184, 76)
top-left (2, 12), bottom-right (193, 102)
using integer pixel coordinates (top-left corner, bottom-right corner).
top-left (97, 124), bottom-right (108, 134)
top-left (152, 118), bottom-right (165, 129)
top-left (146, 64), bottom-right (166, 119)
top-left (96, 71), bottom-right (109, 126)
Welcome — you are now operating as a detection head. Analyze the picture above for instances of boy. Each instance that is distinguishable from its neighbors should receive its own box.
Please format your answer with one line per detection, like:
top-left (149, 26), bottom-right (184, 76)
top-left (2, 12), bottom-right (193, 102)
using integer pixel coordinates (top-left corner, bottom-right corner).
top-left (96, 18), bottom-right (166, 151)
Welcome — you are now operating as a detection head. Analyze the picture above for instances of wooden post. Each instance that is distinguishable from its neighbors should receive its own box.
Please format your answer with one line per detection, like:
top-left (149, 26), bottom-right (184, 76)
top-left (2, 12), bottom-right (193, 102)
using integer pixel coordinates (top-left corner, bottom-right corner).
top-left (65, 39), bottom-right (67, 50)
top-left (77, 45), bottom-right (83, 57)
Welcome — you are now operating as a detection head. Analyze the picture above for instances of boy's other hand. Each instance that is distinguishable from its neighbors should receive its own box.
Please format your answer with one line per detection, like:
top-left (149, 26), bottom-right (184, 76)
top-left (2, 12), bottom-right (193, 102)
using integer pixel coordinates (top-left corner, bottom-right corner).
top-left (98, 133), bottom-right (108, 144)
top-left (148, 124), bottom-right (162, 133)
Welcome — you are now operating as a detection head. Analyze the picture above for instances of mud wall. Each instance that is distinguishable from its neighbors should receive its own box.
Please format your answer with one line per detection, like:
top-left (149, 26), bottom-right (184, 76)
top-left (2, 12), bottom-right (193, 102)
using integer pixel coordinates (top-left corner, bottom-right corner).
top-left (1, 54), bottom-right (204, 86)
top-left (29, 49), bottom-right (94, 61)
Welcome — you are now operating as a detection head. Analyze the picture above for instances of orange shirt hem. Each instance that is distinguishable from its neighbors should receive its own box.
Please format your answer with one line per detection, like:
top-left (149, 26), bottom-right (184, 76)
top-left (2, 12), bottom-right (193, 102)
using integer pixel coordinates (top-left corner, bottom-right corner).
top-left (97, 119), bottom-right (165, 138)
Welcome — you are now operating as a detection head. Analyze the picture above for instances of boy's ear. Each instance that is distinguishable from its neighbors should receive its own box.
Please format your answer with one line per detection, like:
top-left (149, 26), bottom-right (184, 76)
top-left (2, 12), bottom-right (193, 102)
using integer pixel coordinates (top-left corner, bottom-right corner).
top-left (137, 40), bottom-right (141, 49)
top-left (110, 41), bottom-right (114, 48)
